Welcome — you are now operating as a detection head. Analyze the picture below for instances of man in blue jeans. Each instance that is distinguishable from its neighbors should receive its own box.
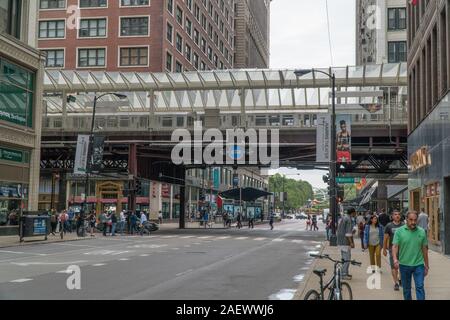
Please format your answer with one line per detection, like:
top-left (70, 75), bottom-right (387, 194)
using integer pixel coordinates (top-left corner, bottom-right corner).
top-left (392, 211), bottom-right (429, 300)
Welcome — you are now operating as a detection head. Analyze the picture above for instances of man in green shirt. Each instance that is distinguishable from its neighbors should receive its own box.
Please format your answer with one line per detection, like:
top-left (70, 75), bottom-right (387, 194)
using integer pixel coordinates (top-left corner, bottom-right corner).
top-left (392, 211), bottom-right (429, 300)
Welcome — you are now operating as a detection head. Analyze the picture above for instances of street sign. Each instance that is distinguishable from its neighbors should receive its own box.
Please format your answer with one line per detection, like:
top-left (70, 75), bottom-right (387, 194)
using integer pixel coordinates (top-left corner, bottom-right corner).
top-left (336, 177), bottom-right (361, 184)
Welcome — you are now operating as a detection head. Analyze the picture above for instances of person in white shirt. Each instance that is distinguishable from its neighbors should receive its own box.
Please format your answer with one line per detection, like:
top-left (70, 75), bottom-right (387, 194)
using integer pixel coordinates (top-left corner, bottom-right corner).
top-left (119, 211), bottom-right (126, 235)
top-left (417, 208), bottom-right (429, 236)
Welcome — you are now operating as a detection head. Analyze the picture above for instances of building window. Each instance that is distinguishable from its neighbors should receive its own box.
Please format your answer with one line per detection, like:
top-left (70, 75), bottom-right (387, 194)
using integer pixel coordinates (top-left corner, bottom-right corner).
top-left (201, 14), bottom-right (206, 29)
top-left (167, 0), bottom-right (173, 13)
top-left (0, 57), bottom-right (35, 127)
top-left (120, 17), bottom-right (149, 36)
top-left (176, 33), bottom-right (183, 52)
top-left (176, 6), bottom-right (183, 25)
top-left (79, 0), bottom-right (107, 7)
top-left (39, 20), bottom-right (65, 38)
top-left (194, 3), bottom-right (200, 20)
top-left (220, 20), bottom-right (224, 33)
top-left (213, 54), bottom-right (218, 67)
top-left (208, 23), bottom-right (213, 38)
top-left (388, 41), bottom-right (407, 62)
top-left (388, 8), bottom-right (406, 30)
top-left (79, 18), bottom-right (106, 38)
top-left (194, 28), bottom-right (199, 45)
top-left (185, 0), bottom-right (192, 11)
top-left (214, 12), bottom-right (219, 25)
top-left (201, 37), bottom-right (206, 53)
top-left (121, 0), bottom-right (149, 6)
top-left (40, 0), bottom-right (66, 9)
top-left (207, 46), bottom-right (212, 61)
top-left (200, 60), bottom-right (206, 70)
top-left (43, 49), bottom-right (64, 67)
top-left (166, 52), bottom-right (172, 71)
top-left (185, 18), bottom-right (192, 36)
top-left (120, 47), bottom-right (148, 66)
top-left (193, 52), bottom-right (199, 69)
top-left (175, 60), bottom-right (183, 72)
top-left (219, 61), bottom-right (223, 69)
top-left (214, 32), bottom-right (218, 46)
top-left (167, 22), bottom-right (173, 43)
top-left (219, 40), bottom-right (224, 54)
top-left (78, 48), bottom-right (106, 67)
top-left (185, 44), bottom-right (192, 62)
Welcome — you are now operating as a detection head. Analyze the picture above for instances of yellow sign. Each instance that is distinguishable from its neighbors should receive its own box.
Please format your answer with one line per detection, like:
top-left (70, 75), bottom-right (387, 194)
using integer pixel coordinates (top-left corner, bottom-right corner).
top-left (410, 147), bottom-right (431, 172)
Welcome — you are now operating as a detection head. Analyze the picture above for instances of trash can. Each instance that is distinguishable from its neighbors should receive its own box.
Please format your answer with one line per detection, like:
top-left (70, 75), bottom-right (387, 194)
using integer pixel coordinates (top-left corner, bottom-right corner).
top-left (19, 215), bottom-right (50, 242)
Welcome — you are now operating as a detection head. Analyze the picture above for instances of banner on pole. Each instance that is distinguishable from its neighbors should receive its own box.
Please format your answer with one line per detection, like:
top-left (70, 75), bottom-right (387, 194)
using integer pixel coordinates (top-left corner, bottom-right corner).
top-left (336, 115), bottom-right (352, 163)
top-left (90, 136), bottom-right (105, 173)
top-left (316, 114), bottom-right (331, 162)
top-left (74, 135), bottom-right (90, 175)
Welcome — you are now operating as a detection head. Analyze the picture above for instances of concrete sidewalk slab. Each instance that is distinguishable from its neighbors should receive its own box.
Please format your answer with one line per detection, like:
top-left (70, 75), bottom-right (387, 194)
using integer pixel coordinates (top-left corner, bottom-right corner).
top-left (295, 239), bottom-right (450, 300)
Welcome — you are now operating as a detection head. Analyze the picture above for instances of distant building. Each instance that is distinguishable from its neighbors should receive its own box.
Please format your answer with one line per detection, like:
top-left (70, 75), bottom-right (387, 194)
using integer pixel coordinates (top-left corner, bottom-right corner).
top-left (356, 0), bottom-right (407, 64)
top-left (233, 0), bottom-right (271, 68)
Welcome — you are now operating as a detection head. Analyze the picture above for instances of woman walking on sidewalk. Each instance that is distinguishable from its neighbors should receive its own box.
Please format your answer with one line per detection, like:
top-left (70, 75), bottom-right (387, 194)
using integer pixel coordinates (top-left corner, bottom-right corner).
top-left (364, 214), bottom-right (384, 273)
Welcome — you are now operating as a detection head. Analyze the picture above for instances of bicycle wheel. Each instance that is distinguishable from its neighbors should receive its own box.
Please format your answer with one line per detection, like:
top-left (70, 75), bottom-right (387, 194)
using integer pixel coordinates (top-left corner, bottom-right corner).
top-left (340, 282), bottom-right (353, 300)
top-left (304, 289), bottom-right (320, 300)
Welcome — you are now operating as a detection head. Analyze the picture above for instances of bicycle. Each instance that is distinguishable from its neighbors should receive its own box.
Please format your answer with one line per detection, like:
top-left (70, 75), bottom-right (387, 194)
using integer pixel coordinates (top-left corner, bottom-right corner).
top-left (304, 254), bottom-right (362, 300)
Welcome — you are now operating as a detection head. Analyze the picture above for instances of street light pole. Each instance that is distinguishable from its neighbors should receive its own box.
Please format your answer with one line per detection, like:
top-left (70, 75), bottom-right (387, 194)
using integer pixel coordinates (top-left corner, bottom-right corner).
top-left (294, 69), bottom-right (338, 246)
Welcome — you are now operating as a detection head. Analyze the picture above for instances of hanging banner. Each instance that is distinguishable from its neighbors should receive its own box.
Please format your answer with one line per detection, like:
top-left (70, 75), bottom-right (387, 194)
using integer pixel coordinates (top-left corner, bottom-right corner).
top-left (90, 136), bottom-right (105, 173)
top-left (316, 114), bottom-right (331, 162)
top-left (213, 168), bottom-right (220, 189)
top-left (74, 135), bottom-right (90, 175)
top-left (336, 115), bottom-right (352, 163)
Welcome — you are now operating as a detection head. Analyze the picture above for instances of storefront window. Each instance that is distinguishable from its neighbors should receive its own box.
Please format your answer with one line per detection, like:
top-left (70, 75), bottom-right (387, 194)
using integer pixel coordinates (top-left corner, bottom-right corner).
top-left (0, 182), bottom-right (28, 226)
top-left (0, 57), bottom-right (35, 127)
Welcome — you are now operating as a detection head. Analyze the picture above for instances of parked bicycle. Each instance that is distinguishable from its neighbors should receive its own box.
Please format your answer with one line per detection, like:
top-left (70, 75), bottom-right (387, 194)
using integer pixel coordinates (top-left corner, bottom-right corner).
top-left (304, 254), bottom-right (362, 300)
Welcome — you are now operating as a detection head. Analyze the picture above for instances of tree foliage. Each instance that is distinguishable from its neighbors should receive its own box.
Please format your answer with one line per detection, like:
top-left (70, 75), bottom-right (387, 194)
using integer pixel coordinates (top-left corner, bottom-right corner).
top-left (269, 174), bottom-right (314, 210)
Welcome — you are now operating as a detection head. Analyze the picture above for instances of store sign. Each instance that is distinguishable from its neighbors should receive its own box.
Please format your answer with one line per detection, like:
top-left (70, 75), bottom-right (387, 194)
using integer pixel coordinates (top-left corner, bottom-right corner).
top-left (410, 147), bottom-right (431, 172)
top-left (0, 147), bottom-right (23, 163)
top-left (74, 135), bottom-right (90, 175)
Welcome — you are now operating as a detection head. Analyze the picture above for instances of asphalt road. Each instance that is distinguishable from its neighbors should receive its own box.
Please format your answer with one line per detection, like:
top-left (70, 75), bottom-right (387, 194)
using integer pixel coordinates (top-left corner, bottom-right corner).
top-left (0, 219), bottom-right (325, 300)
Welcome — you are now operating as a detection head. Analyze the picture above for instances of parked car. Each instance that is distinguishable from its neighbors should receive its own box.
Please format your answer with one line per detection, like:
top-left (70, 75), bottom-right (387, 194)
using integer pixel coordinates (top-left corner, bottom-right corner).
top-left (295, 213), bottom-right (308, 220)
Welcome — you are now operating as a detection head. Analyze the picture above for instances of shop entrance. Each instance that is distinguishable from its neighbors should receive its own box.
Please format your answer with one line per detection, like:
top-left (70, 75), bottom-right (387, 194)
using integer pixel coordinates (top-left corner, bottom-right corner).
top-left (96, 182), bottom-right (123, 215)
top-left (426, 183), bottom-right (440, 246)
top-left (410, 189), bottom-right (421, 212)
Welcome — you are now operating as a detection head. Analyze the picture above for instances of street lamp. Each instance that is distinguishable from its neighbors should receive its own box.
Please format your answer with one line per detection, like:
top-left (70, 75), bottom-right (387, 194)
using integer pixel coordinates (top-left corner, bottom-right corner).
top-left (81, 92), bottom-right (127, 234)
top-left (294, 69), bottom-right (338, 246)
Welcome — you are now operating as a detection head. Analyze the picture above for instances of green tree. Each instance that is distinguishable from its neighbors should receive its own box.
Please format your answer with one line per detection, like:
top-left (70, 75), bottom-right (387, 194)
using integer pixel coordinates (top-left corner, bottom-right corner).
top-left (269, 174), bottom-right (313, 210)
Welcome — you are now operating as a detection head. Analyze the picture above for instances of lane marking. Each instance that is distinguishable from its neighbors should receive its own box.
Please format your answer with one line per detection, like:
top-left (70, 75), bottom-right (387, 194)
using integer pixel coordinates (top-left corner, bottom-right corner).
top-left (10, 278), bottom-right (33, 283)
top-left (235, 237), bottom-right (249, 240)
top-left (253, 237), bottom-right (267, 241)
top-left (119, 258), bottom-right (130, 261)
top-left (11, 260), bottom-right (88, 266)
top-left (56, 270), bottom-right (72, 274)
top-left (0, 250), bottom-right (47, 256)
top-left (183, 245), bottom-right (191, 247)
top-left (139, 254), bottom-right (149, 257)
top-left (176, 269), bottom-right (193, 277)
top-left (92, 263), bottom-right (106, 267)
top-left (291, 240), bottom-right (303, 244)
top-left (180, 236), bottom-right (195, 239)
top-left (272, 238), bottom-right (285, 242)
top-left (197, 236), bottom-right (212, 239)
top-left (161, 235), bottom-right (177, 238)
top-left (171, 248), bottom-right (180, 250)
top-left (216, 236), bottom-right (231, 240)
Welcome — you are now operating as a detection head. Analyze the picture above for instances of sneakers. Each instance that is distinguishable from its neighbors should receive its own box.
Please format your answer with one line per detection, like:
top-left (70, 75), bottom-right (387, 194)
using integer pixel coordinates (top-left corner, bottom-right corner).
top-left (394, 283), bottom-right (400, 291)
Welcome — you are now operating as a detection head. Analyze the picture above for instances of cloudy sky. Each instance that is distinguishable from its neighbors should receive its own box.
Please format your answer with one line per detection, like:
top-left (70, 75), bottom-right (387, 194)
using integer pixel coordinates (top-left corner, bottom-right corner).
top-left (268, 0), bottom-right (356, 189)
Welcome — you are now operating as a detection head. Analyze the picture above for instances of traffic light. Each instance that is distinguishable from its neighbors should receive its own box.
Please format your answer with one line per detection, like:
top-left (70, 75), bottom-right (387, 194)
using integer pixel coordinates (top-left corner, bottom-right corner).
top-left (135, 179), bottom-right (142, 195)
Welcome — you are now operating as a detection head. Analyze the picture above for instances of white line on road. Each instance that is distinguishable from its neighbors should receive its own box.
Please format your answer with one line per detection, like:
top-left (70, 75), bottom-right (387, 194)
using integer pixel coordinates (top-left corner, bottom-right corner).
top-left (139, 254), bottom-right (150, 257)
top-left (180, 236), bottom-right (195, 239)
top-left (197, 236), bottom-right (212, 239)
top-left (0, 250), bottom-right (47, 256)
top-left (291, 240), bottom-right (303, 244)
top-left (272, 238), bottom-right (285, 242)
top-left (56, 270), bottom-right (72, 274)
top-left (216, 236), bottom-right (231, 240)
top-left (161, 235), bottom-right (177, 238)
top-left (10, 278), bottom-right (33, 283)
top-left (235, 237), bottom-right (249, 240)
top-left (11, 260), bottom-right (88, 266)
top-left (183, 245), bottom-right (191, 247)
top-left (176, 269), bottom-right (193, 277)
top-left (253, 237), bottom-right (267, 241)
top-left (53, 243), bottom-right (98, 248)
top-left (119, 258), bottom-right (130, 261)
top-left (171, 248), bottom-right (180, 250)
top-left (92, 263), bottom-right (106, 267)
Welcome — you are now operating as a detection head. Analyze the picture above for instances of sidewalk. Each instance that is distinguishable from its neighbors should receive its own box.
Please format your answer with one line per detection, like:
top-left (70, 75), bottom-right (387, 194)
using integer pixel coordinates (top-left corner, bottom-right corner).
top-left (0, 232), bottom-right (91, 249)
top-left (295, 239), bottom-right (450, 300)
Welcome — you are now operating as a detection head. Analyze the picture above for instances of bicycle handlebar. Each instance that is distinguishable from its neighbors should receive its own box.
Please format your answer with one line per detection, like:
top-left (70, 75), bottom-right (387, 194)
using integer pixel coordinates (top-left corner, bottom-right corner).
top-left (310, 254), bottom-right (361, 267)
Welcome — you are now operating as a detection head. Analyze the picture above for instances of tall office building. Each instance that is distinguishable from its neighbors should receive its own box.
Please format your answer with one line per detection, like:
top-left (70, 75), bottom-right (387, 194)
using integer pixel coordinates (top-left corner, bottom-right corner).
top-left (38, 0), bottom-right (235, 72)
top-left (356, 0), bottom-right (407, 64)
top-left (407, 0), bottom-right (450, 254)
top-left (0, 0), bottom-right (45, 233)
top-left (233, 0), bottom-right (270, 68)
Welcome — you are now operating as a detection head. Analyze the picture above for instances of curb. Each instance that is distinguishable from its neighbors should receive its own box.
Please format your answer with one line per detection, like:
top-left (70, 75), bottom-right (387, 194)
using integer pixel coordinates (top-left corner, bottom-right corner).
top-left (0, 235), bottom-right (95, 249)
top-left (294, 241), bottom-right (327, 300)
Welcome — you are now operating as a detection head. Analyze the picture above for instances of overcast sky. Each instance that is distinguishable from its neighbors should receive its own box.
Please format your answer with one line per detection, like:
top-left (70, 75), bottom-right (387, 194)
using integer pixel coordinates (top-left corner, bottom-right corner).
top-left (268, 0), bottom-right (356, 189)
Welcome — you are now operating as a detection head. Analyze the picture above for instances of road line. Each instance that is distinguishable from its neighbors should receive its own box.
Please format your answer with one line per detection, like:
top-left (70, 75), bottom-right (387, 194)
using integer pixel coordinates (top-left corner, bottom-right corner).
top-left (139, 254), bottom-right (149, 257)
top-left (0, 250), bottom-right (47, 256)
top-left (161, 235), bottom-right (177, 238)
top-left (92, 263), bottom-right (106, 267)
top-left (11, 260), bottom-right (88, 266)
top-left (10, 278), bottom-right (33, 283)
top-left (171, 248), bottom-right (180, 250)
top-left (235, 237), bottom-right (249, 240)
top-left (56, 270), bottom-right (72, 274)
top-left (176, 269), bottom-right (193, 277)
top-left (216, 236), bottom-right (231, 240)
top-left (197, 236), bottom-right (212, 239)
top-left (119, 258), bottom-right (130, 261)
top-left (272, 238), bottom-right (285, 242)
top-left (291, 240), bottom-right (303, 244)
top-left (180, 236), bottom-right (195, 239)
top-left (253, 237), bottom-right (267, 241)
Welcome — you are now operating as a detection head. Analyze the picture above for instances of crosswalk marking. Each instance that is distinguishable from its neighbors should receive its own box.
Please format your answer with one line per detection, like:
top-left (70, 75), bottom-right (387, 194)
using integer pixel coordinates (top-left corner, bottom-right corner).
top-left (10, 278), bottom-right (33, 283)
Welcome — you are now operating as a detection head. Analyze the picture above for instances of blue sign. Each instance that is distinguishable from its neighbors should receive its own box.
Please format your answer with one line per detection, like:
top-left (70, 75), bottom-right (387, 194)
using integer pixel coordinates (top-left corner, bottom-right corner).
top-left (228, 145), bottom-right (243, 160)
top-left (33, 218), bottom-right (47, 235)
